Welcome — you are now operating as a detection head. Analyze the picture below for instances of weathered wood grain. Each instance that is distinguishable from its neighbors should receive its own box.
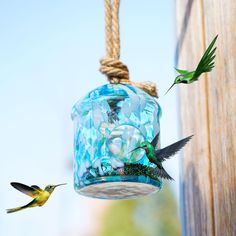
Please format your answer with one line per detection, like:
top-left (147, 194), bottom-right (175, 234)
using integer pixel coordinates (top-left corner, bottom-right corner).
top-left (203, 1), bottom-right (236, 235)
top-left (176, 0), bottom-right (236, 235)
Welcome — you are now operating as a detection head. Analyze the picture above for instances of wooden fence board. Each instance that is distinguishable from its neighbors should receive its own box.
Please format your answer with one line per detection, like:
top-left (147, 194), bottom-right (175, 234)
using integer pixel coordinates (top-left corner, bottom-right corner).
top-left (176, 0), bottom-right (236, 235)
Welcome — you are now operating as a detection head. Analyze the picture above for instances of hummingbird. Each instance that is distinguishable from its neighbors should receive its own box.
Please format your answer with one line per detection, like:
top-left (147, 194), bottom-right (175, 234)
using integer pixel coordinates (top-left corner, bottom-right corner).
top-left (6, 182), bottom-right (66, 213)
top-left (165, 35), bottom-right (218, 94)
top-left (130, 134), bottom-right (193, 180)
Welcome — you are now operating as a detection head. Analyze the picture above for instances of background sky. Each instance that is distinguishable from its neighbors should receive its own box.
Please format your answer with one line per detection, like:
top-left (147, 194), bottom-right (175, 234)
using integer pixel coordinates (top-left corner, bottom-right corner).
top-left (0, 1), bottom-right (178, 235)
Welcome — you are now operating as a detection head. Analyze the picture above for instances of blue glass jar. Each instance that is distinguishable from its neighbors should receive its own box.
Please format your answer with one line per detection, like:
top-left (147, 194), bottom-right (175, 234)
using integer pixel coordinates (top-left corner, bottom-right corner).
top-left (71, 84), bottom-right (162, 199)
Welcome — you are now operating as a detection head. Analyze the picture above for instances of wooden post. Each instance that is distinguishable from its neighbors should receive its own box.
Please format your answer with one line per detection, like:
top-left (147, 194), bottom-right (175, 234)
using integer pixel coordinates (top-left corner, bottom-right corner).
top-left (176, 0), bottom-right (236, 235)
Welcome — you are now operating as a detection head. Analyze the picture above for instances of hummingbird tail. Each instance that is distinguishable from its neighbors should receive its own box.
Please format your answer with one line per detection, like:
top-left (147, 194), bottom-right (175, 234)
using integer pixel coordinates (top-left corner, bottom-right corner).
top-left (6, 206), bottom-right (25, 213)
top-left (155, 167), bottom-right (174, 181)
top-left (6, 198), bottom-right (37, 214)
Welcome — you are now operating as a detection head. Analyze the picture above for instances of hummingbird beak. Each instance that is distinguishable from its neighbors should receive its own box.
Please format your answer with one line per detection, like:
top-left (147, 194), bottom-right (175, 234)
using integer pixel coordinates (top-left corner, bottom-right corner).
top-left (129, 147), bottom-right (141, 153)
top-left (54, 183), bottom-right (67, 188)
top-left (165, 83), bottom-right (175, 95)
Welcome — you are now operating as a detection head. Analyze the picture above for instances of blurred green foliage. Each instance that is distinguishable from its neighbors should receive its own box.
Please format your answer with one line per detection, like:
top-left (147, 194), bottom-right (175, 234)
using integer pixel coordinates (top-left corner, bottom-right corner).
top-left (101, 184), bottom-right (181, 236)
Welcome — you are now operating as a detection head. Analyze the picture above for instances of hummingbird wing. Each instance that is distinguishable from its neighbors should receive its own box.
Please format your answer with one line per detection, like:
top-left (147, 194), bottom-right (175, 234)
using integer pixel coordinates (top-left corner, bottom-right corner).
top-left (6, 198), bottom-right (38, 214)
top-left (155, 135), bottom-right (193, 162)
top-left (31, 185), bottom-right (43, 191)
top-left (193, 35), bottom-right (218, 80)
top-left (10, 182), bottom-right (41, 198)
top-left (151, 132), bottom-right (160, 151)
top-left (175, 68), bottom-right (190, 75)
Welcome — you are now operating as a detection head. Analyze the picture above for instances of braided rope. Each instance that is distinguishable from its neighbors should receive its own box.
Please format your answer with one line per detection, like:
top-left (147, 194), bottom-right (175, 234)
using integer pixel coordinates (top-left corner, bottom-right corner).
top-left (111, 0), bottom-right (120, 59)
top-left (100, 0), bottom-right (158, 97)
top-left (104, 0), bottom-right (113, 57)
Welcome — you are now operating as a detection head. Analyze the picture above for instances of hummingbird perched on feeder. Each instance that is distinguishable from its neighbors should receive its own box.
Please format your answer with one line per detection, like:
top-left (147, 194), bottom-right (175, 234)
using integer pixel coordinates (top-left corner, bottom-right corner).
top-left (130, 134), bottom-right (193, 180)
top-left (6, 182), bottom-right (67, 213)
top-left (165, 35), bottom-right (218, 94)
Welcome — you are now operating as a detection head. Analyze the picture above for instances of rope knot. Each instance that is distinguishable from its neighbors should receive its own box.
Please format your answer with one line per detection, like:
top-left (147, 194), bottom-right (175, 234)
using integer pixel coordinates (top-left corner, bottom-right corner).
top-left (100, 57), bottom-right (158, 97)
top-left (100, 57), bottom-right (129, 83)
top-left (100, 0), bottom-right (158, 98)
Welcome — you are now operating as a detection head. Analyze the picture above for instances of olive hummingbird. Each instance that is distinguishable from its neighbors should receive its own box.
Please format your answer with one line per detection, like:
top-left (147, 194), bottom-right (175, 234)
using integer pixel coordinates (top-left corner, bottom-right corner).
top-left (165, 35), bottom-right (218, 94)
top-left (6, 182), bottom-right (67, 213)
top-left (130, 134), bottom-right (193, 180)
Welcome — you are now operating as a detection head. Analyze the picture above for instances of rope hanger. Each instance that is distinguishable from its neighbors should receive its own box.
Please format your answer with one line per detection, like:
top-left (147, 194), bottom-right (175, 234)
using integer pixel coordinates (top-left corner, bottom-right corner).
top-left (99, 0), bottom-right (158, 97)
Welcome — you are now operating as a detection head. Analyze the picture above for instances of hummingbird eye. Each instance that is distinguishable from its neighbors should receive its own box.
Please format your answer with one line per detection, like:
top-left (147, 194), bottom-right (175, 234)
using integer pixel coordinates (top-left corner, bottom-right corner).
top-left (176, 76), bottom-right (182, 83)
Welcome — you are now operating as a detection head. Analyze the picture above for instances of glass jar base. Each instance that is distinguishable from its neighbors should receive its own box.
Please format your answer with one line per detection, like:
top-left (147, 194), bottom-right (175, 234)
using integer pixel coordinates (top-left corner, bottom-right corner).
top-left (75, 176), bottom-right (162, 200)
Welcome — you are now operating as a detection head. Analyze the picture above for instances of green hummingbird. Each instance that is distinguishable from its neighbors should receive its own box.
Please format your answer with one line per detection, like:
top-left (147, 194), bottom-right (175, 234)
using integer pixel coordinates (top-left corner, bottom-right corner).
top-left (131, 134), bottom-right (193, 180)
top-left (165, 35), bottom-right (218, 94)
top-left (6, 182), bottom-right (67, 213)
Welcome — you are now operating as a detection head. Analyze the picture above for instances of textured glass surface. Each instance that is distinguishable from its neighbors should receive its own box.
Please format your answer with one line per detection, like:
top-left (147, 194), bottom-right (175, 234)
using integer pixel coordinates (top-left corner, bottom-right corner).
top-left (71, 84), bottom-right (162, 199)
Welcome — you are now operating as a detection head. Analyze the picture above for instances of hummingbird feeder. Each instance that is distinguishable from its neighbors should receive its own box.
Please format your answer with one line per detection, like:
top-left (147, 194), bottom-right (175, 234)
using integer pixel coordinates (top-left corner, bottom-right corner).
top-left (72, 84), bottom-right (162, 199)
top-left (72, 0), bottom-right (162, 199)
